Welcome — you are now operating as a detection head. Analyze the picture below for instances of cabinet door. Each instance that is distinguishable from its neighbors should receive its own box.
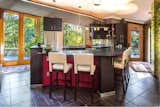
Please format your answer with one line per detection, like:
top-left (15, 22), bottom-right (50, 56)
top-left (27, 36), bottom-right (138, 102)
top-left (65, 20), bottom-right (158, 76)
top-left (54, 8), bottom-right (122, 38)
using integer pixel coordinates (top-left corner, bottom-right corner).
top-left (30, 48), bottom-right (42, 84)
top-left (128, 23), bottom-right (143, 61)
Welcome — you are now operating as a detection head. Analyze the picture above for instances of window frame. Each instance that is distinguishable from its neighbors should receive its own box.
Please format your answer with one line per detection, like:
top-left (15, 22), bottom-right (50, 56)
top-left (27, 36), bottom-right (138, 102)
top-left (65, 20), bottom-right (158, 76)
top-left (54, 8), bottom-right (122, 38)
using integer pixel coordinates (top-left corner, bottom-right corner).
top-left (63, 22), bottom-right (86, 47)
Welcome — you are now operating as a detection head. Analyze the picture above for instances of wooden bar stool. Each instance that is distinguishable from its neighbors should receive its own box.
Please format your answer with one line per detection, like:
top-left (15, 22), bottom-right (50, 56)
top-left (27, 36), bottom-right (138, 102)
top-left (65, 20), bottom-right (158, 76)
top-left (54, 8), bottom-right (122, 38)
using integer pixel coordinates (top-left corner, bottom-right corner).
top-left (48, 52), bottom-right (72, 101)
top-left (73, 53), bottom-right (96, 103)
top-left (114, 49), bottom-right (128, 94)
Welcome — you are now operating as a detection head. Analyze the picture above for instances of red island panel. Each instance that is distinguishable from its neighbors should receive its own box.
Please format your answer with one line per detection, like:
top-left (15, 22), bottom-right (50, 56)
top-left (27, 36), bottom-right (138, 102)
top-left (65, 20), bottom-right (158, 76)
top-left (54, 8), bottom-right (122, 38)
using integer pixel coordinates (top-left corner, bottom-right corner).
top-left (42, 54), bottom-right (99, 88)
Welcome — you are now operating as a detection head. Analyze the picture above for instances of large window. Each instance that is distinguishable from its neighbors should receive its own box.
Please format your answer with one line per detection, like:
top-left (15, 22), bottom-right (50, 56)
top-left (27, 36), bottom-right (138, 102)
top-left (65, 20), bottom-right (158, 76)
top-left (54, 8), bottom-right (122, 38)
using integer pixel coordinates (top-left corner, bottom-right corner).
top-left (23, 16), bottom-right (36, 60)
top-left (4, 12), bottom-right (19, 61)
top-left (1, 9), bottom-right (43, 66)
top-left (64, 23), bottom-right (85, 46)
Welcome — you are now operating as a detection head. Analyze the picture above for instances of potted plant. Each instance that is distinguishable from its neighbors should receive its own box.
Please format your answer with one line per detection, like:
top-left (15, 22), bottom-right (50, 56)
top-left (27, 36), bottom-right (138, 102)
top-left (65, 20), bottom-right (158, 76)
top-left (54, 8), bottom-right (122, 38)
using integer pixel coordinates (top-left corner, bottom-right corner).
top-left (45, 44), bottom-right (52, 54)
top-left (35, 36), bottom-right (41, 47)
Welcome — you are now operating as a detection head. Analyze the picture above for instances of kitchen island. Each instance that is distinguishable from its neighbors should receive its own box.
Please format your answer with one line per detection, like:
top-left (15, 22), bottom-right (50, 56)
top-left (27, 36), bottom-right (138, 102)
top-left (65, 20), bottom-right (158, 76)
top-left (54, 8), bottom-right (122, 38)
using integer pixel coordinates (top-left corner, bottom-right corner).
top-left (42, 47), bottom-right (124, 95)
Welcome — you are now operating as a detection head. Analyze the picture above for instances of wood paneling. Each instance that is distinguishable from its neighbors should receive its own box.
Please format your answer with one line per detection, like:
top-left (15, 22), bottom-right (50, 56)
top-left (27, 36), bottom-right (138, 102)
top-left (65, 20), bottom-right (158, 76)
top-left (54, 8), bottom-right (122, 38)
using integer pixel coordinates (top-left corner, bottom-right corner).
top-left (128, 23), bottom-right (143, 61)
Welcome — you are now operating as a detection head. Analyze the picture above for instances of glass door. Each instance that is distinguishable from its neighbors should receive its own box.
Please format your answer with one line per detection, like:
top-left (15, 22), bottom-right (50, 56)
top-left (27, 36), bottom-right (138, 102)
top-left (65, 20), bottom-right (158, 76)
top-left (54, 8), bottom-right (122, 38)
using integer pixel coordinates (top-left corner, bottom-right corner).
top-left (128, 23), bottom-right (143, 61)
top-left (3, 12), bottom-right (19, 65)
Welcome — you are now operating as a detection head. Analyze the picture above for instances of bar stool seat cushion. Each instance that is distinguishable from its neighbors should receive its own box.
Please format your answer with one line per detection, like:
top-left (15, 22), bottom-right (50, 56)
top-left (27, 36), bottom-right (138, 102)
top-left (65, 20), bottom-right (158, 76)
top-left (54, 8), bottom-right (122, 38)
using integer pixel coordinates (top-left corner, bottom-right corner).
top-left (52, 63), bottom-right (72, 73)
top-left (77, 65), bottom-right (96, 75)
top-left (114, 61), bottom-right (124, 69)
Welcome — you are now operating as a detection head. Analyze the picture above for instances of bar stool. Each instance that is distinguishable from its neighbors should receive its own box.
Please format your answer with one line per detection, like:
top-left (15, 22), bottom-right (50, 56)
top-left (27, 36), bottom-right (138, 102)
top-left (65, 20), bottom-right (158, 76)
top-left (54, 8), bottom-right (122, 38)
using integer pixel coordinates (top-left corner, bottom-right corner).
top-left (48, 52), bottom-right (72, 101)
top-left (74, 53), bottom-right (96, 103)
top-left (125, 47), bottom-right (131, 85)
top-left (114, 49), bottom-right (128, 94)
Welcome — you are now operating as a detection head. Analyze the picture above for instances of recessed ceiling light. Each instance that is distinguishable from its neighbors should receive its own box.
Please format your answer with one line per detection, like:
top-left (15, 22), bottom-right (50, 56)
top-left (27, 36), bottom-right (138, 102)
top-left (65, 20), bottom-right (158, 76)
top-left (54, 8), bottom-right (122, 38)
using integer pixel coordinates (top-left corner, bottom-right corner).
top-left (94, 3), bottom-right (100, 6)
top-left (78, 5), bottom-right (82, 8)
top-left (93, 0), bottom-right (101, 6)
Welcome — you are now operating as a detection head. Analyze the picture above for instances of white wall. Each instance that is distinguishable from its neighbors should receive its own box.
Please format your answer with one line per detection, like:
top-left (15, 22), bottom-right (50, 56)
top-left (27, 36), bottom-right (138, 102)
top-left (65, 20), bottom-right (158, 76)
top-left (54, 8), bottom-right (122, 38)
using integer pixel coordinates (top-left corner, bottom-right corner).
top-left (44, 31), bottom-right (63, 51)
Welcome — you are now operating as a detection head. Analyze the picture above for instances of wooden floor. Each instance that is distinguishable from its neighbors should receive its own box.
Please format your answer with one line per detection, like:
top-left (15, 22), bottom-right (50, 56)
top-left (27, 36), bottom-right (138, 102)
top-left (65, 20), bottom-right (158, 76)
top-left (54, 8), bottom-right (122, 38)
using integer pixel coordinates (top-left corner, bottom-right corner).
top-left (0, 66), bottom-right (160, 106)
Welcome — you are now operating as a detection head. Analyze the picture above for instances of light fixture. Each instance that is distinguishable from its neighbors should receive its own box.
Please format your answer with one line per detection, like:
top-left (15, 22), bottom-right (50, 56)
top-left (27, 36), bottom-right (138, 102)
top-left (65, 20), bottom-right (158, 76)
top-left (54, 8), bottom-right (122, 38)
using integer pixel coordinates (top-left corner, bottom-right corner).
top-left (93, 0), bottom-right (101, 6)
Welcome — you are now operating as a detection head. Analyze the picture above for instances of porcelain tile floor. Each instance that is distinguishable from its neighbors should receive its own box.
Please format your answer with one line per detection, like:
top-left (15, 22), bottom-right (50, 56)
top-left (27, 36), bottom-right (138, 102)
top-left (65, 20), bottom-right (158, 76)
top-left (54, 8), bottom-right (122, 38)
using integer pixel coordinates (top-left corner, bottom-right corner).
top-left (0, 65), bottom-right (160, 106)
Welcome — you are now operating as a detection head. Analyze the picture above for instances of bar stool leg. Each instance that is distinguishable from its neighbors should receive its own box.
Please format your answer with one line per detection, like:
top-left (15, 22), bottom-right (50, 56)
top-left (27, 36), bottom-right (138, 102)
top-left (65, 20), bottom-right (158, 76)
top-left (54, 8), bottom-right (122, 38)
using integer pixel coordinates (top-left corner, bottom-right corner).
top-left (64, 73), bottom-right (67, 101)
top-left (49, 72), bottom-right (53, 98)
top-left (74, 74), bottom-right (77, 101)
top-left (56, 71), bottom-right (59, 89)
top-left (91, 75), bottom-right (94, 104)
top-left (124, 67), bottom-right (128, 89)
top-left (127, 63), bottom-right (130, 82)
top-left (70, 69), bottom-right (72, 88)
top-left (122, 70), bottom-right (126, 94)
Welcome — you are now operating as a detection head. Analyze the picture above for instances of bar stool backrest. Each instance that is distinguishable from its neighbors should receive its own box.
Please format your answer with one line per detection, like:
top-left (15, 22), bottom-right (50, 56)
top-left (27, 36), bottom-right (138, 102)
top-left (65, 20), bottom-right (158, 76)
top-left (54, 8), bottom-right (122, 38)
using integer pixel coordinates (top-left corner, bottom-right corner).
top-left (122, 49), bottom-right (128, 66)
top-left (125, 47), bottom-right (131, 63)
top-left (74, 53), bottom-right (95, 75)
top-left (48, 52), bottom-right (67, 72)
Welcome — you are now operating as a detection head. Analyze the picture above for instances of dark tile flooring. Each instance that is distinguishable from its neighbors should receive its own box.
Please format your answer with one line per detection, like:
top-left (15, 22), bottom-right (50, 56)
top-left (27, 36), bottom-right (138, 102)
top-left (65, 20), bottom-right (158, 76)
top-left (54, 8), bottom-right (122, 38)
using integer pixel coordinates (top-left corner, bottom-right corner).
top-left (0, 66), bottom-right (160, 106)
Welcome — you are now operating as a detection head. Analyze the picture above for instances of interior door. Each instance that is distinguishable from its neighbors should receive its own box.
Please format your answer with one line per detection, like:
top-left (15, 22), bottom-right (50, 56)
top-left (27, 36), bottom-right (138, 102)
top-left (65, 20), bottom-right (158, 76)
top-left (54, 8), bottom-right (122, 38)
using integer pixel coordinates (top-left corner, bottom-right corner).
top-left (128, 23), bottom-right (143, 61)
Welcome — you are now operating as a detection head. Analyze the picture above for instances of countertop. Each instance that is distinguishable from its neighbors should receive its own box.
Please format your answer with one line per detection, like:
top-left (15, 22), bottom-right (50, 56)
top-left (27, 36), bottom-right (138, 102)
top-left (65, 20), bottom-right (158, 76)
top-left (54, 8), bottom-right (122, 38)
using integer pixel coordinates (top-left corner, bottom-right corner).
top-left (39, 47), bottom-right (124, 57)
top-left (62, 47), bottom-right (124, 57)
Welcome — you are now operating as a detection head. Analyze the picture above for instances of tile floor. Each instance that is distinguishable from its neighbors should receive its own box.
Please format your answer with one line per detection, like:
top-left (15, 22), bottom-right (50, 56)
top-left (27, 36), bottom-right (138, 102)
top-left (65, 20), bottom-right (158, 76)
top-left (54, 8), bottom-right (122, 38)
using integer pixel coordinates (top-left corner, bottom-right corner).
top-left (0, 65), bottom-right (160, 106)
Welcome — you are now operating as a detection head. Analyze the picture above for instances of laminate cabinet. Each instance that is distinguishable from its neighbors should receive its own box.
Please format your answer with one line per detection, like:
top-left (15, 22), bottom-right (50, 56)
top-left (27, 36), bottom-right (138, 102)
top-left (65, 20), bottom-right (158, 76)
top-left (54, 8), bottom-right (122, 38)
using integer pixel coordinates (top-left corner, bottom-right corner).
top-left (115, 19), bottom-right (128, 47)
top-left (30, 46), bottom-right (43, 84)
top-left (44, 17), bottom-right (62, 31)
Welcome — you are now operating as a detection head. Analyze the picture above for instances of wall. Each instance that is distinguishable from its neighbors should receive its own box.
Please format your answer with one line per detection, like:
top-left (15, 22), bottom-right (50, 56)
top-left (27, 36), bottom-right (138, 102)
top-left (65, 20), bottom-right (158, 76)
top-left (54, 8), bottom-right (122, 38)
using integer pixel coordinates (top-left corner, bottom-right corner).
top-left (152, 0), bottom-right (160, 79)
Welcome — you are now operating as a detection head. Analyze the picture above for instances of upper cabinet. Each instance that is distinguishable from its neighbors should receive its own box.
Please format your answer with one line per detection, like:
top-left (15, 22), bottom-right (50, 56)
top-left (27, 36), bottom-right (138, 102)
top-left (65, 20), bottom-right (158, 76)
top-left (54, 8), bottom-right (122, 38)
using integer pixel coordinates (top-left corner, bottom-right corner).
top-left (44, 17), bottom-right (62, 31)
top-left (115, 19), bottom-right (128, 47)
top-left (90, 19), bottom-right (128, 48)
top-left (90, 23), bottom-right (115, 39)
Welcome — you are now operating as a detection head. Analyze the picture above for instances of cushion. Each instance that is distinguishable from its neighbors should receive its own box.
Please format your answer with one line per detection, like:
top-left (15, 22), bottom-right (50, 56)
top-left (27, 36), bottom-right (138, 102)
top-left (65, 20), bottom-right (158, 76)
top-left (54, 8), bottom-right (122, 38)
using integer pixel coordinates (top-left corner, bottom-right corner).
top-left (114, 61), bottom-right (124, 69)
top-left (52, 63), bottom-right (72, 73)
top-left (76, 65), bottom-right (96, 75)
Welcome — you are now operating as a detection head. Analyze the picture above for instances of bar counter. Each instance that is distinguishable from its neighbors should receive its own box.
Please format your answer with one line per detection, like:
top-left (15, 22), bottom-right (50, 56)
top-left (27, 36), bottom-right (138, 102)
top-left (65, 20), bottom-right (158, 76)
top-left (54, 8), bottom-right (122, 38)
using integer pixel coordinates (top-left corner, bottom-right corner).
top-left (42, 47), bottom-right (124, 94)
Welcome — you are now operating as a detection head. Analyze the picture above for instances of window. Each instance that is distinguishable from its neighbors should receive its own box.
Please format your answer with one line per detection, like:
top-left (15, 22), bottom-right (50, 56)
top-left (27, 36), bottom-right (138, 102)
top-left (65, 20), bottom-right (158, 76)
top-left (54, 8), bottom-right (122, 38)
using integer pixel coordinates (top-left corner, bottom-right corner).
top-left (130, 30), bottom-right (140, 58)
top-left (64, 23), bottom-right (85, 46)
top-left (92, 39), bottom-right (112, 46)
top-left (4, 12), bottom-right (19, 61)
top-left (23, 16), bottom-right (36, 60)
top-left (1, 9), bottom-right (43, 66)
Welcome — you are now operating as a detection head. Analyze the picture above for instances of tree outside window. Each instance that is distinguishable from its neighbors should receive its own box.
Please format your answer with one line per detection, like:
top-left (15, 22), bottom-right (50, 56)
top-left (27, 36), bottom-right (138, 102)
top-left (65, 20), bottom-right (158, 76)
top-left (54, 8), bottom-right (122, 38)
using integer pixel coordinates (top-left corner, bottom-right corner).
top-left (64, 23), bottom-right (85, 46)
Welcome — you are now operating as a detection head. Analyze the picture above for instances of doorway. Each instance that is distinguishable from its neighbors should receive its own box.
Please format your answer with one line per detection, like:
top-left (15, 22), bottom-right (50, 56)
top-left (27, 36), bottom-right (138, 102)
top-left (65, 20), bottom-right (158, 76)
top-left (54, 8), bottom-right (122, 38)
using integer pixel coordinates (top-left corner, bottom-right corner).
top-left (128, 23), bottom-right (143, 61)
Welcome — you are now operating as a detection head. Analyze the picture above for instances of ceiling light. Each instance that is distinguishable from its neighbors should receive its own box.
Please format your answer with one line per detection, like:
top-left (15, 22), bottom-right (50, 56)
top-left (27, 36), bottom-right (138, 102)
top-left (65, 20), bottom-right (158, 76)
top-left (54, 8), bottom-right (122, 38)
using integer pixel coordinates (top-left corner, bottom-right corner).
top-left (93, 0), bottom-right (101, 6)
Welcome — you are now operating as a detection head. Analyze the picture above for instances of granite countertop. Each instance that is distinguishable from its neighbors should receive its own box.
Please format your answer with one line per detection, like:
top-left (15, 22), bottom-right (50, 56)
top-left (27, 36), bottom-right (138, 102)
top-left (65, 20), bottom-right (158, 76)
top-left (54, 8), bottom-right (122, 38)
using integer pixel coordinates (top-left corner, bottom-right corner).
top-left (62, 47), bottom-right (124, 57)
top-left (40, 47), bottom-right (124, 57)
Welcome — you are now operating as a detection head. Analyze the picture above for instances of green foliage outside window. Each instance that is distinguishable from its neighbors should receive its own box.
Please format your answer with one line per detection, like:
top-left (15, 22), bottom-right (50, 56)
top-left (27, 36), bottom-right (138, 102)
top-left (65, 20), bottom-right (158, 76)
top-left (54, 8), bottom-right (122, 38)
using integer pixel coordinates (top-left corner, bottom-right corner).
top-left (4, 13), bottom-right (44, 59)
top-left (64, 23), bottom-right (85, 46)
top-left (4, 13), bottom-right (19, 57)
top-left (24, 17), bottom-right (36, 57)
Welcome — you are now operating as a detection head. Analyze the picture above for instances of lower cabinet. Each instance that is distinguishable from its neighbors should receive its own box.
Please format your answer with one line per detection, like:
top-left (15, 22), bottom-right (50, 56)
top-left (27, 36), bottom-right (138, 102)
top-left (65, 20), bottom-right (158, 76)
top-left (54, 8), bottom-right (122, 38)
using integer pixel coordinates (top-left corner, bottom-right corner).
top-left (30, 46), bottom-right (42, 84)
